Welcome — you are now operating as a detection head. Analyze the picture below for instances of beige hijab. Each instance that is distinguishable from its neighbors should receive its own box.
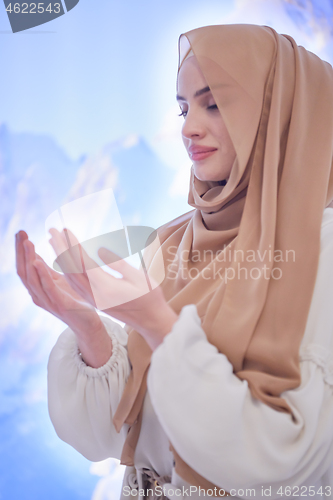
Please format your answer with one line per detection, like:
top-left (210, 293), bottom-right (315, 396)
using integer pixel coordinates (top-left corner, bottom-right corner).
top-left (113, 24), bottom-right (333, 484)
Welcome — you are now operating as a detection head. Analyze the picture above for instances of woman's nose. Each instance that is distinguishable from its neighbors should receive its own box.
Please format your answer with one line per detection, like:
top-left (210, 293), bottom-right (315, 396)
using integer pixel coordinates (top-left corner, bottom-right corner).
top-left (181, 110), bottom-right (206, 139)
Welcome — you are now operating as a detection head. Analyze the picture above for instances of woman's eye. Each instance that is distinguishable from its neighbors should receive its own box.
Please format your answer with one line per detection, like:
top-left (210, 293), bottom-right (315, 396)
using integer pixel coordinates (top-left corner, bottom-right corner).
top-left (178, 104), bottom-right (217, 118)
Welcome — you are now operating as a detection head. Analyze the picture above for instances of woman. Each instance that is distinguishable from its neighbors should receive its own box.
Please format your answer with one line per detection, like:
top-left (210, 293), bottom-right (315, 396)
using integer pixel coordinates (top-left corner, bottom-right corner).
top-left (16, 24), bottom-right (333, 499)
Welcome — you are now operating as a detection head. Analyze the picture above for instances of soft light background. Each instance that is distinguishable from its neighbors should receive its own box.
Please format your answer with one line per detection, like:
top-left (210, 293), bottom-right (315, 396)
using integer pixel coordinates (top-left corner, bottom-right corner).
top-left (1, 0), bottom-right (333, 498)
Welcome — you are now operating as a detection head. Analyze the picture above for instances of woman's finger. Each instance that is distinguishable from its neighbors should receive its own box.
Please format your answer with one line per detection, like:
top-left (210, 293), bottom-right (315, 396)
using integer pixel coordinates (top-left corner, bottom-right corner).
top-left (63, 227), bottom-right (101, 273)
top-left (33, 252), bottom-right (96, 321)
top-left (33, 260), bottom-right (57, 300)
top-left (33, 259), bottom-right (65, 309)
top-left (35, 253), bottom-right (58, 276)
top-left (35, 253), bottom-right (64, 280)
top-left (49, 228), bottom-right (103, 304)
top-left (15, 230), bottom-right (29, 284)
top-left (23, 239), bottom-right (50, 308)
top-left (50, 227), bottom-right (103, 276)
top-left (34, 253), bottom-right (89, 302)
top-left (48, 229), bottom-right (94, 301)
top-left (98, 247), bottom-right (144, 284)
top-left (48, 228), bottom-right (68, 254)
top-left (49, 228), bottom-right (82, 274)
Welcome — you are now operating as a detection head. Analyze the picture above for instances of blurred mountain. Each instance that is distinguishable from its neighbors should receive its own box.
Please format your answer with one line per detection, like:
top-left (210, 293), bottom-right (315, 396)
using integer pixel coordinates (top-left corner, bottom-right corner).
top-left (62, 132), bottom-right (183, 229)
top-left (0, 122), bottom-right (81, 274)
top-left (0, 124), bottom-right (181, 277)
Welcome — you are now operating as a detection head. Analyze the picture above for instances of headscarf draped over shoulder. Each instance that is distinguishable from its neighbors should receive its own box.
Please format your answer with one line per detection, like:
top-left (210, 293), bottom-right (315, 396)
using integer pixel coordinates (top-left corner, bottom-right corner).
top-left (113, 24), bottom-right (333, 486)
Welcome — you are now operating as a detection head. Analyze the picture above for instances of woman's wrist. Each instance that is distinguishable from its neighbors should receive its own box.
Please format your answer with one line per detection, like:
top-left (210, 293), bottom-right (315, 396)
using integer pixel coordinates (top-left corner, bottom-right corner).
top-left (70, 317), bottom-right (113, 368)
top-left (141, 304), bottom-right (179, 351)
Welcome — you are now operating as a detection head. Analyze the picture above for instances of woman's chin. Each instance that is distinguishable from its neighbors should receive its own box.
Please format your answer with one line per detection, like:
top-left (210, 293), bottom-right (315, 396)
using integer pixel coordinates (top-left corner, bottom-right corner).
top-left (194, 167), bottom-right (226, 183)
top-left (193, 162), bottom-right (232, 183)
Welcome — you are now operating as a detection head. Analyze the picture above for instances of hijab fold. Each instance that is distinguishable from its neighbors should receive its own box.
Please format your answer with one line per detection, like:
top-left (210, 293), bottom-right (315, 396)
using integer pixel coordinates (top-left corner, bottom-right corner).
top-left (112, 24), bottom-right (333, 483)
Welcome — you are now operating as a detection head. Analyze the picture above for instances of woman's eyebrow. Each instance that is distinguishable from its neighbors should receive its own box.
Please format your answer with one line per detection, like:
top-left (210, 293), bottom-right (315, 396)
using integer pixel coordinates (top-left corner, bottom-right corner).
top-left (176, 86), bottom-right (211, 101)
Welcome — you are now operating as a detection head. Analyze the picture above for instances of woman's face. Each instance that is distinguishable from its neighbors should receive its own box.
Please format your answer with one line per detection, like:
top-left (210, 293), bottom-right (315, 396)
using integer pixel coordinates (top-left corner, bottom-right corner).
top-left (177, 56), bottom-right (236, 183)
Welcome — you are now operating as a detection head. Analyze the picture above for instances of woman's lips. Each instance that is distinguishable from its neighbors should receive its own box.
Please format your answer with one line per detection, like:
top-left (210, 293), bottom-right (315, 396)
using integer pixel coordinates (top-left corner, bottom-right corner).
top-left (189, 149), bottom-right (217, 161)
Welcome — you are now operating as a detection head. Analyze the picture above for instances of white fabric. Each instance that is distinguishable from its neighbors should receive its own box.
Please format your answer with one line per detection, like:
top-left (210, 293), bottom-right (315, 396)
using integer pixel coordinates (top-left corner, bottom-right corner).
top-left (47, 208), bottom-right (333, 500)
top-left (47, 317), bottom-right (131, 462)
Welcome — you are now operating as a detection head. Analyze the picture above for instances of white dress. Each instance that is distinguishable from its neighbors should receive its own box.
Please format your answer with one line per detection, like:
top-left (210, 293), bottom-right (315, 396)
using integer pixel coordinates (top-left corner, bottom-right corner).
top-left (47, 208), bottom-right (333, 500)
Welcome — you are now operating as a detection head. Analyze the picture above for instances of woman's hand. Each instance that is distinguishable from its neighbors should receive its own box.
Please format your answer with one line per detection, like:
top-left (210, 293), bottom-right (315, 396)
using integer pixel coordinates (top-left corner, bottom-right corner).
top-left (48, 228), bottom-right (178, 351)
top-left (15, 230), bottom-right (112, 367)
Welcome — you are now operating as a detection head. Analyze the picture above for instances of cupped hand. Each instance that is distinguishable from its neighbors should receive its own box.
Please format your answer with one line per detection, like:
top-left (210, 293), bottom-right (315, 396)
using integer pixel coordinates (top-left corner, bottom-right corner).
top-left (15, 230), bottom-right (103, 337)
top-left (48, 227), bottom-right (178, 350)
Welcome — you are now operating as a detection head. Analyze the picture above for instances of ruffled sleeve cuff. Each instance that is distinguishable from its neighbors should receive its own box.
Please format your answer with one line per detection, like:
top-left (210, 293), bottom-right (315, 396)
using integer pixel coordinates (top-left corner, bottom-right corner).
top-left (47, 315), bottom-right (131, 462)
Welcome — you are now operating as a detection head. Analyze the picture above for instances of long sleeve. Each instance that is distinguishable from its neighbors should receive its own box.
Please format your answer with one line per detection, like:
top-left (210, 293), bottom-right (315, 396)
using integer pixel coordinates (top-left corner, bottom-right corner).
top-left (47, 316), bottom-right (131, 462)
top-left (147, 211), bottom-right (333, 494)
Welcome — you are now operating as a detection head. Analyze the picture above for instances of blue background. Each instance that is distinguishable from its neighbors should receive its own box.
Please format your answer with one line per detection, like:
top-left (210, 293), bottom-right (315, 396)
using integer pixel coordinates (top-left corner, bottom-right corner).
top-left (1, 1), bottom-right (333, 499)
